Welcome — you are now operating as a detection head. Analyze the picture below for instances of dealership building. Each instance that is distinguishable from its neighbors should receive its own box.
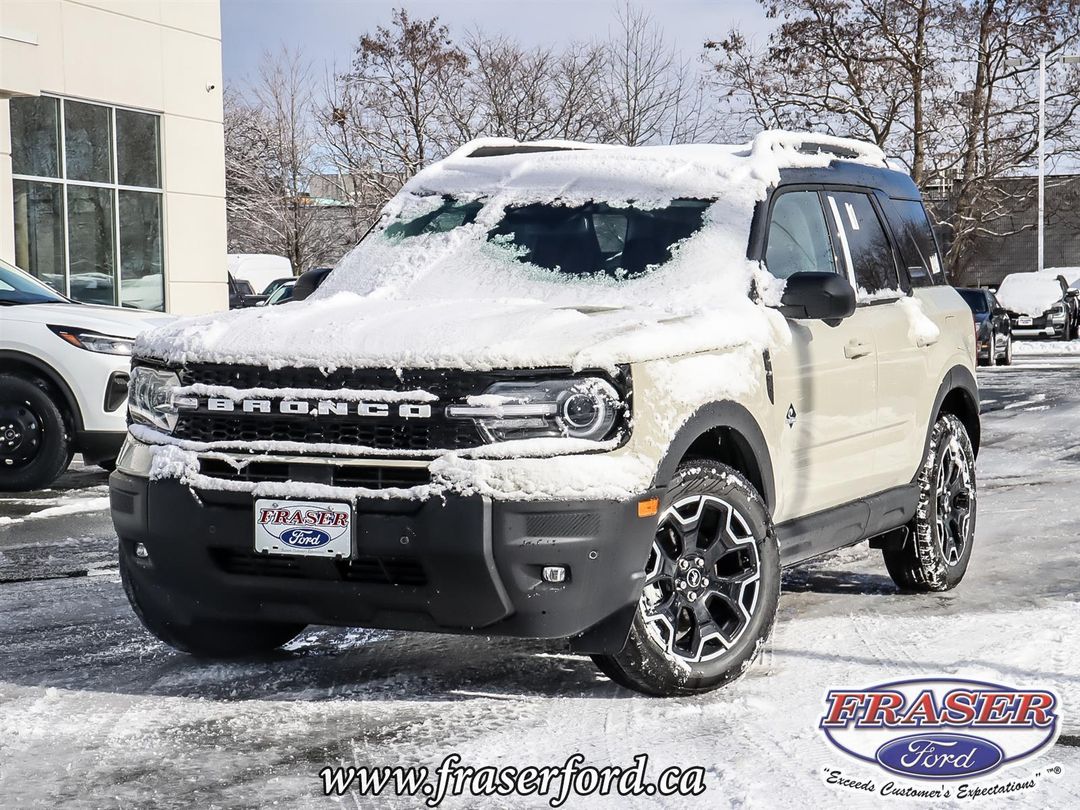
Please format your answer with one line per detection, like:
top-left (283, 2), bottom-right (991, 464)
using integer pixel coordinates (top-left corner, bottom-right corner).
top-left (0, 0), bottom-right (227, 313)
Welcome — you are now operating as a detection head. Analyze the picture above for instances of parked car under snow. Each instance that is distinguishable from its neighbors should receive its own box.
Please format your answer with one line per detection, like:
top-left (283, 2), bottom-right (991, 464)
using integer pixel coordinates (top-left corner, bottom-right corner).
top-left (995, 271), bottom-right (1079, 341)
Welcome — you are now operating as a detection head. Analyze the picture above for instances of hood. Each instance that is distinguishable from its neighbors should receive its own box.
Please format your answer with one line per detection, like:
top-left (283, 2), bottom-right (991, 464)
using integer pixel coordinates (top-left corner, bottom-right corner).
top-left (996, 274), bottom-right (1064, 317)
top-left (134, 292), bottom-right (777, 372)
top-left (7, 302), bottom-right (174, 338)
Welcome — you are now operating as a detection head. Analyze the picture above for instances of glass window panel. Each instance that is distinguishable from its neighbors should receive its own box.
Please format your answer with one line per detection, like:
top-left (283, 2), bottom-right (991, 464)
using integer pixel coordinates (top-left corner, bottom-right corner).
top-left (10, 96), bottom-right (60, 178)
top-left (119, 190), bottom-right (164, 310)
top-left (116, 109), bottom-right (161, 188)
top-left (67, 185), bottom-right (116, 305)
top-left (765, 191), bottom-right (838, 279)
top-left (12, 180), bottom-right (66, 292)
top-left (827, 192), bottom-right (900, 294)
top-left (64, 100), bottom-right (113, 183)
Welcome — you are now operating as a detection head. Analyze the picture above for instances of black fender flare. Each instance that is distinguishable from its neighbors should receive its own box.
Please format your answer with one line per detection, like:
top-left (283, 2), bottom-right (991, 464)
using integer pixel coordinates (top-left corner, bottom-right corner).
top-left (922, 364), bottom-right (980, 463)
top-left (651, 400), bottom-right (776, 511)
top-left (0, 350), bottom-right (85, 431)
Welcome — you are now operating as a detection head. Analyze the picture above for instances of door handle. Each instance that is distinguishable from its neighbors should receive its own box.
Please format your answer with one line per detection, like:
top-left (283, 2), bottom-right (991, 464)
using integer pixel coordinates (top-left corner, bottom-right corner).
top-left (916, 335), bottom-right (939, 348)
top-left (844, 340), bottom-right (872, 359)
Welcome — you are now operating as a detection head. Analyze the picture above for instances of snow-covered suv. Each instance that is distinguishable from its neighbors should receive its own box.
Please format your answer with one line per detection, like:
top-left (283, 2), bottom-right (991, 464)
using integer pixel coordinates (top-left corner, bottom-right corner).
top-left (111, 132), bottom-right (980, 696)
top-left (0, 258), bottom-right (171, 490)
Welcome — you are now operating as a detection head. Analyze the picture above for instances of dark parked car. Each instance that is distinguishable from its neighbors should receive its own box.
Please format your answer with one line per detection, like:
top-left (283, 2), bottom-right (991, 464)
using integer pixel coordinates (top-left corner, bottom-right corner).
top-left (957, 287), bottom-right (1012, 366)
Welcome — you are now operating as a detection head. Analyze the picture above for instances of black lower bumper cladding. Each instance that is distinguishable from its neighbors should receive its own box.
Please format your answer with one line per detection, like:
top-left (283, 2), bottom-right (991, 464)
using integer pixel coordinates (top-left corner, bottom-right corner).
top-left (109, 472), bottom-right (660, 653)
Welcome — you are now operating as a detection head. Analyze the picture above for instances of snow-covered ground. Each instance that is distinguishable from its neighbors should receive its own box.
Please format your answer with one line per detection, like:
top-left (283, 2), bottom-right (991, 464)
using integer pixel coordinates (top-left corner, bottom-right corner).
top-left (3, 363), bottom-right (1080, 808)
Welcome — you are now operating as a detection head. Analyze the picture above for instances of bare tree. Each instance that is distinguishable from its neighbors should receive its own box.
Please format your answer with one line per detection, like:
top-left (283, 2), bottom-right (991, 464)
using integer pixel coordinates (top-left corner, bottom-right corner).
top-left (707, 0), bottom-right (1080, 281)
top-left (603, 2), bottom-right (712, 145)
top-left (225, 47), bottom-right (336, 273)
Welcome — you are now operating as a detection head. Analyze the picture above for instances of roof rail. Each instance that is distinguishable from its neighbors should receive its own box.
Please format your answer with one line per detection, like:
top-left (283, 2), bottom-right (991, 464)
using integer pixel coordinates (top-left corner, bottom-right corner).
top-left (750, 131), bottom-right (886, 165)
top-left (466, 144), bottom-right (588, 158)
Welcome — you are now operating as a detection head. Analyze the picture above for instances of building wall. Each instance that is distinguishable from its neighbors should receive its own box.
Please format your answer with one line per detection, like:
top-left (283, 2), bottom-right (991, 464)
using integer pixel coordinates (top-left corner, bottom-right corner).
top-left (0, 0), bottom-right (227, 314)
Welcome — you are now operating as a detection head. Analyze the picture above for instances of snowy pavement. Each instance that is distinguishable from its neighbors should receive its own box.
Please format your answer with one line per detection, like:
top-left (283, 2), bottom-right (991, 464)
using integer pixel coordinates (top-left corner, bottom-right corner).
top-left (4, 360), bottom-right (1080, 807)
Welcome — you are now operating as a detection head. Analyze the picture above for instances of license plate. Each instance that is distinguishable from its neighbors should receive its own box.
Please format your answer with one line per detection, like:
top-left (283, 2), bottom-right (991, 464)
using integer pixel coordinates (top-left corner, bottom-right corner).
top-left (254, 499), bottom-right (353, 557)
top-left (1018, 317), bottom-right (1033, 326)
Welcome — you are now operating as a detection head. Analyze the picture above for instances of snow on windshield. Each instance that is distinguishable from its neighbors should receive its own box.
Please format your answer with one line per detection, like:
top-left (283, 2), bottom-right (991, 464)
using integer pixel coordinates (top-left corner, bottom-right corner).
top-left (137, 131), bottom-right (887, 372)
top-left (996, 273), bottom-right (1065, 317)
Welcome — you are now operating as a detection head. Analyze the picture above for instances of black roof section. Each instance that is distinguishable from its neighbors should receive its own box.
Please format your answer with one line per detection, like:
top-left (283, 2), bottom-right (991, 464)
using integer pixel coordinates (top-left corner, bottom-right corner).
top-left (778, 161), bottom-right (921, 200)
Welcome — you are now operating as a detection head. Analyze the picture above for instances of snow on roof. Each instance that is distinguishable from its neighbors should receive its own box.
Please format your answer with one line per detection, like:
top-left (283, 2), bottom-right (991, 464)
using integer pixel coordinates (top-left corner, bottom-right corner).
top-left (401, 130), bottom-right (888, 206)
top-left (996, 272), bottom-right (1067, 316)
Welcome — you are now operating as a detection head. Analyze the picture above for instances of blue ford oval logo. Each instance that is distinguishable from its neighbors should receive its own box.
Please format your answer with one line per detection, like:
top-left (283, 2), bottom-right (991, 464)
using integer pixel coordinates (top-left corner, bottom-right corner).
top-left (280, 528), bottom-right (332, 548)
top-left (875, 733), bottom-right (1004, 779)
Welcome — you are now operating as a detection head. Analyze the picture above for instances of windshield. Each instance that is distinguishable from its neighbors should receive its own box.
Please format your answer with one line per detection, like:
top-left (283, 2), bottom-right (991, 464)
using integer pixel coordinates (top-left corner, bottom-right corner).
top-left (384, 197), bottom-right (711, 280)
top-left (0, 259), bottom-right (68, 306)
top-left (957, 289), bottom-right (988, 313)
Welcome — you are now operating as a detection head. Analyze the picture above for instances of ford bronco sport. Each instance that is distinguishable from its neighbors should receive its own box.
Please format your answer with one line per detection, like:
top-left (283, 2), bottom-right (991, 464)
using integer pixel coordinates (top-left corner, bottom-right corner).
top-left (111, 132), bottom-right (979, 696)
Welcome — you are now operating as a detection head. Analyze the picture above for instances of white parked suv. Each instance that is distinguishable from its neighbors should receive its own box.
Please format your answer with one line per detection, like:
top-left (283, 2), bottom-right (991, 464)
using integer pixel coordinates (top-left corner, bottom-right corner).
top-left (0, 258), bottom-right (172, 490)
top-left (111, 133), bottom-right (979, 696)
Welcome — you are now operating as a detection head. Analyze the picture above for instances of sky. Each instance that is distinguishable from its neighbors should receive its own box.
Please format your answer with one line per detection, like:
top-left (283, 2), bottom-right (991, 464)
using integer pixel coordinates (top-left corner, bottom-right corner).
top-left (219, 0), bottom-right (774, 84)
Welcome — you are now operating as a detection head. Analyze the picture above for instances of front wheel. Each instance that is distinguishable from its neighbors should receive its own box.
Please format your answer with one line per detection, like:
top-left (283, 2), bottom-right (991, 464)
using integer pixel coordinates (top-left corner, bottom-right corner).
top-left (0, 374), bottom-right (72, 492)
top-left (995, 333), bottom-right (1013, 366)
top-left (883, 414), bottom-right (976, 591)
top-left (592, 460), bottom-right (780, 696)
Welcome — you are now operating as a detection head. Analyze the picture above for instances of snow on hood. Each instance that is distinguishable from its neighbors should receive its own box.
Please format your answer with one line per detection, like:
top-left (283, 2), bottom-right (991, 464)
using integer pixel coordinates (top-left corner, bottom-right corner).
top-left (137, 130), bottom-right (886, 371)
top-left (12, 302), bottom-right (173, 338)
top-left (996, 273), bottom-right (1066, 317)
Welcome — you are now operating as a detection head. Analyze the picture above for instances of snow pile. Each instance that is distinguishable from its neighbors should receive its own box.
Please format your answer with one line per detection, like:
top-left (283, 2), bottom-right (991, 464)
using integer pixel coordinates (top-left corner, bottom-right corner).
top-left (897, 297), bottom-right (940, 345)
top-left (136, 130), bottom-right (885, 373)
top-left (996, 273), bottom-right (1065, 317)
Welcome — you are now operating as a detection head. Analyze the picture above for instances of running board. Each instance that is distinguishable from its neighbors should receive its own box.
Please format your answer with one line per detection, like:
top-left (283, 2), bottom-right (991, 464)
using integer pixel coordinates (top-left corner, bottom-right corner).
top-left (775, 484), bottom-right (919, 567)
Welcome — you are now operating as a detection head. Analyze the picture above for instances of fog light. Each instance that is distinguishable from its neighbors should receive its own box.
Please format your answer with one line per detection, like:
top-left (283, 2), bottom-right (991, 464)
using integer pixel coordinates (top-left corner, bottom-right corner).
top-left (542, 565), bottom-right (568, 583)
top-left (135, 542), bottom-right (149, 559)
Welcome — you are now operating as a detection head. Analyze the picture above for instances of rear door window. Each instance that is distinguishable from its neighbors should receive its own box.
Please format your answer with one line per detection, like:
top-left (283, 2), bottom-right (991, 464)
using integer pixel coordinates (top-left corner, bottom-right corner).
top-left (825, 191), bottom-right (901, 298)
top-left (764, 190), bottom-right (838, 279)
top-left (889, 199), bottom-right (946, 286)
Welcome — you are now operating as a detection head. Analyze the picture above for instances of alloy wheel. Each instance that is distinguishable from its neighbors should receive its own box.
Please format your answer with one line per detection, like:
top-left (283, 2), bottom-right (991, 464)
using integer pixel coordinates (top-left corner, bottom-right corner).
top-left (640, 495), bottom-right (761, 663)
top-left (935, 437), bottom-right (975, 566)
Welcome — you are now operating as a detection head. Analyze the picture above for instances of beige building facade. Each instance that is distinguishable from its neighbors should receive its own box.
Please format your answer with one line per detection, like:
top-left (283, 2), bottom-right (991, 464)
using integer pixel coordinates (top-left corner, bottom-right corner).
top-left (0, 0), bottom-right (227, 313)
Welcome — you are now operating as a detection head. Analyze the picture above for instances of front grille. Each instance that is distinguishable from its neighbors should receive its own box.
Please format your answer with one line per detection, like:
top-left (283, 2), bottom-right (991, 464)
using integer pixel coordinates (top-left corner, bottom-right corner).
top-left (198, 458), bottom-right (431, 489)
top-left (211, 548), bottom-right (427, 586)
top-left (179, 414), bottom-right (476, 452)
top-left (158, 362), bottom-right (631, 453)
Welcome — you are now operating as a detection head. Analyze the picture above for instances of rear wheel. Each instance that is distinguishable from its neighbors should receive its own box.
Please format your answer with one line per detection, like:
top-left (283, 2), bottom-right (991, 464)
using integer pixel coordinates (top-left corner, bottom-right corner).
top-left (592, 460), bottom-right (780, 696)
top-left (883, 414), bottom-right (976, 591)
top-left (0, 374), bottom-right (72, 492)
top-left (120, 544), bottom-right (306, 657)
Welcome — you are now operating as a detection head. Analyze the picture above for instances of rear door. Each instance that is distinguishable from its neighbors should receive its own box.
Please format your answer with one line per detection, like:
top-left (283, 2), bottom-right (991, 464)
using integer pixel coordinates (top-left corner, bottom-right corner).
top-left (764, 187), bottom-right (879, 520)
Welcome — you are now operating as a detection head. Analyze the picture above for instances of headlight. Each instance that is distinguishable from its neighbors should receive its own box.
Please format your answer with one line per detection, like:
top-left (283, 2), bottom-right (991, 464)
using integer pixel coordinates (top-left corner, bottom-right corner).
top-left (48, 326), bottom-right (134, 356)
top-left (128, 366), bottom-right (182, 433)
top-left (447, 378), bottom-right (624, 442)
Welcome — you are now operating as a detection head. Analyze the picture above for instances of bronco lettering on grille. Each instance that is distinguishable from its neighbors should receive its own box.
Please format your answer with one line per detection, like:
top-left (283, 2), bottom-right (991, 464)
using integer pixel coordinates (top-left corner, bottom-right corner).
top-left (201, 398), bottom-right (433, 418)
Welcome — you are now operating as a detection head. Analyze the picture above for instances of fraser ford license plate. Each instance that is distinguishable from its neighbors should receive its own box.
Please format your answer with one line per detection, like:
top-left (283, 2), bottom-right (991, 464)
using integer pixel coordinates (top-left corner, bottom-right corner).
top-left (1018, 317), bottom-right (1033, 326)
top-left (254, 499), bottom-right (353, 557)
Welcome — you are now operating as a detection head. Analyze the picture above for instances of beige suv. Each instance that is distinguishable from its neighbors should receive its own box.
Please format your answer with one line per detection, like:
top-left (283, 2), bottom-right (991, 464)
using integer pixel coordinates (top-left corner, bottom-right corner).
top-left (111, 133), bottom-right (979, 697)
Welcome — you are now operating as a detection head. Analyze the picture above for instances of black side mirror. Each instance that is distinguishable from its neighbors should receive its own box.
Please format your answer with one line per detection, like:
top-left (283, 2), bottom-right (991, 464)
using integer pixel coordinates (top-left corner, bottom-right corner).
top-left (778, 272), bottom-right (857, 323)
top-left (291, 267), bottom-right (333, 302)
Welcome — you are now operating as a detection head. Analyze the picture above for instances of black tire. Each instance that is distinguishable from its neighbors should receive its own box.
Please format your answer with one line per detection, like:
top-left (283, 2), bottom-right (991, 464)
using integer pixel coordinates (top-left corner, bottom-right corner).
top-left (592, 460), bottom-right (780, 696)
top-left (120, 544), bottom-right (306, 657)
top-left (883, 414), bottom-right (976, 592)
top-left (995, 334), bottom-right (1012, 366)
top-left (0, 374), bottom-right (72, 492)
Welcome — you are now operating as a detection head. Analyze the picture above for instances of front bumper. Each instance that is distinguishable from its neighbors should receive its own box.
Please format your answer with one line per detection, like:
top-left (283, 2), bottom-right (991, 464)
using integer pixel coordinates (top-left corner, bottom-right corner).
top-left (110, 471), bottom-right (661, 653)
